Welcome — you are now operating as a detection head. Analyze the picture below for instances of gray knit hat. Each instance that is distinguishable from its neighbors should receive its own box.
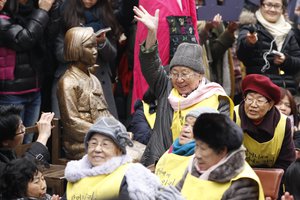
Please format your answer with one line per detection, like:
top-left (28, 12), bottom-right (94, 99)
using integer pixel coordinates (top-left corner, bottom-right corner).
top-left (84, 117), bottom-right (133, 154)
top-left (169, 42), bottom-right (204, 74)
top-left (185, 107), bottom-right (219, 119)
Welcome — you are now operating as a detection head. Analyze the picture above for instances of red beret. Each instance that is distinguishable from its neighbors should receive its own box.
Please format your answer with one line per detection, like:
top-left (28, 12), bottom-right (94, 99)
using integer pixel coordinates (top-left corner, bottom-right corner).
top-left (242, 74), bottom-right (281, 104)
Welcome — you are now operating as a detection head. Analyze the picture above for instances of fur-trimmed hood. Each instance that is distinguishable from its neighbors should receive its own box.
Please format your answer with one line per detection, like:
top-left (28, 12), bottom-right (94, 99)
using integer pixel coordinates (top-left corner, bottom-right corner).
top-left (239, 9), bottom-right (257, 26)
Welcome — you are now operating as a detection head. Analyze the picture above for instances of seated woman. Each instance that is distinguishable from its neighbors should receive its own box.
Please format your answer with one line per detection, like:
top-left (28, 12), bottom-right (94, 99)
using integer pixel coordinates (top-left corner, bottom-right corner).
top-left (176, 113), bottom-right (264, 199)
top-left (57, 27), bottom-right (112, 160)
top-left (64, 116), bottom-right (182, 200)
top-left (234, 74), bottom-right (295, 170)
top-left (0, 157), bottom-right (60, 200)
top-left (0, 105), bottom-right (54, 176)
top-left (155, 107), bottom-right (218, 186)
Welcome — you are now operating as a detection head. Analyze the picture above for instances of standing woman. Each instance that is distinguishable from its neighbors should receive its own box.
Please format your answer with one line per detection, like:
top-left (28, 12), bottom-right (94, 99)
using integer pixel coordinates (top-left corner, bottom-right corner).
top-left (52, 0), bottom-right (122, 118)
top-left (0, 0), bottom-right (61, 143)
top-left (237, 0), bottom-right (300, 94)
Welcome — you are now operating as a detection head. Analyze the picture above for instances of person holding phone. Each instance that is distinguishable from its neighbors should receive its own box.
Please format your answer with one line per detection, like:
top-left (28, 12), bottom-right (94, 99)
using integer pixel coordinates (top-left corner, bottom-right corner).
top-left (52, 0), bottom-right (122, 119)
top-left (237, 0), bottom-right (300, 94)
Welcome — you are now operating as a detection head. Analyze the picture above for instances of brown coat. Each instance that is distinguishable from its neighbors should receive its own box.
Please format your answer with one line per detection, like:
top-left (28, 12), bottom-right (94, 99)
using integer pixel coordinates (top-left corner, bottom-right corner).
top-left (57, 66), bottom-right (111, 159)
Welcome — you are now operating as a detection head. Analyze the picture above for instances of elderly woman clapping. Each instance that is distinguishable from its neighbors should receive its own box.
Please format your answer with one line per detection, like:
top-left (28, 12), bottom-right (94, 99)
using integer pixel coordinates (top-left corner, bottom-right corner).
top-left (133, 5), bottom-right (234, 167)
top-left (234, 74), bottom-right (295, 170)
top-left (64, 117), bottom-right (183, 200)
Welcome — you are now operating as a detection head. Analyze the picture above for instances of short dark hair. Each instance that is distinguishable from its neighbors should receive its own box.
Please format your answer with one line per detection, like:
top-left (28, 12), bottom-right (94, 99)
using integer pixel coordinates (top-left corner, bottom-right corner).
top-left (0, 158), bottom-right (43, 198)
top-left (0, 105), bottom-right (23, 145)
top-left (284, 158), bottom-right (300, 199)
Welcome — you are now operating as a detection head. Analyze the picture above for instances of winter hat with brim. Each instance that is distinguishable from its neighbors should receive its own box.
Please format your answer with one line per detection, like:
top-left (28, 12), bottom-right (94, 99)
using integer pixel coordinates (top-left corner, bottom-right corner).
top-left (193, 113), bottom-right (243, 151)
top-left (185, 107), bottom-right (219, 119)
top-left (84, 117), bottom-right (133, 154)
top-left (169, 42), bottom-right (205, 74)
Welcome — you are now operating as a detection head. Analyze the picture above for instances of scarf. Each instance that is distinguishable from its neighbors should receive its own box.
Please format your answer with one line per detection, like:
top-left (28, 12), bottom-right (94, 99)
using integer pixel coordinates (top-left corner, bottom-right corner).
top-left (188, 146), bottom-right (246, 182)
top-left (256, 9), bottom-right (291, 51)
top-left (168, 79), bottom-right (227, 111)
top-left (172, 138), bottom-right (195, 156)
top-left (64, 154), bottom-right (132, 182)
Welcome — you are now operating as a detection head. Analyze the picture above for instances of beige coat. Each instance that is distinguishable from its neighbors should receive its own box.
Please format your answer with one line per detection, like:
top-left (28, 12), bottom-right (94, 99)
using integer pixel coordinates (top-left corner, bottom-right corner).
top-left (57, 66), bottom-right (111, 159)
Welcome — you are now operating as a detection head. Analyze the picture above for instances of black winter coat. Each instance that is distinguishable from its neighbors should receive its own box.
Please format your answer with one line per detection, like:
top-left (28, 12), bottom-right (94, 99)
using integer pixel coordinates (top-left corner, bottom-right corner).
top-left (0, 0), bottom-right (61, 93)
top-left (237, 21), bottom-right (300, 75)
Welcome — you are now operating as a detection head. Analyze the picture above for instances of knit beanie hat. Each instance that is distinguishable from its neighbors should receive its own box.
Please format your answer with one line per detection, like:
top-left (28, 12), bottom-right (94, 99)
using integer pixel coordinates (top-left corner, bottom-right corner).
top-left (84, 117), bottom-right (133, 154)
top-left (193, 113), bottom-right (243, 151)
top-left (169, 42), bottom-right (205, 74)
top-left (185, 107), bottom-right (219, 119)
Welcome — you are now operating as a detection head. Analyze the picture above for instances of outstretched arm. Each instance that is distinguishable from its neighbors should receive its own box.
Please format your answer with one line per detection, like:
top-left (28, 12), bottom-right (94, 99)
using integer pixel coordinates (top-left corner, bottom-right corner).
top-left (133, 5), bottom-right (159, 49)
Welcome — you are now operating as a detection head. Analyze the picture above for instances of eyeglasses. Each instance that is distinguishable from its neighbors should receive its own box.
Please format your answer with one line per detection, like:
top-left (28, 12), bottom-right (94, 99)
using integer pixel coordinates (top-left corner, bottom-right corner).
top-left (87, 139), bottom-right (114, 150)
top-left (244, 97), bottom-right (269, 106)
top-left (169, 71), bottom-right (196, 80)
top-left (262, 2), bottom-right (283, 10)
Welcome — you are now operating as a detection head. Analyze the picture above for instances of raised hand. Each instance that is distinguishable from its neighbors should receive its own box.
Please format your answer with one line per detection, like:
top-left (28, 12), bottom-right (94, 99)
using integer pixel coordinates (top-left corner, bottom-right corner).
top-left (134, 5), bottom-right (159, 33)
top-left (36, 112), bottom-right (55, 146)
top-left (133, 5), bottom-right (159, 48)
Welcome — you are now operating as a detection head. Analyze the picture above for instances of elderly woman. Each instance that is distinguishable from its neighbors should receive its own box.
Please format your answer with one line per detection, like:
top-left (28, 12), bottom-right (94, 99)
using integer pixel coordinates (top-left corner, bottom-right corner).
top-left (237, 0), bottom-right (300, 94)
top-left (176, 113), bottom-right (264, 200)
top-left (155, 107), bottom-right (218, 186)
top-left (234, 74), bottom-right (295, 170)
top-left (64, 116), bottom-right (183, 200)
top-left (57, 27), bottom-right (112, 160)
top-left (133, 5), bottom-right (234, 166)
top-left (0, 105), bottom-right (54, 176)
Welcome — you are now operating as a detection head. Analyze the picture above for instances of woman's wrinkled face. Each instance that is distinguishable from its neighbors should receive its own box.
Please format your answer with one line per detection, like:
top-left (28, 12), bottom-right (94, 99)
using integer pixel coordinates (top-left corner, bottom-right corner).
top-left (87, 134), bottom-right (122, 167)
top-left (82, 0), bottom-right (97, 9)
top-left (244, 92), bottom-right (274, 122)
top-left (170, 66), bottom-right (202, 97)
top-left (260, 0), bottom-right (283, 23)
top-left (80, 35), bottom-right (98, 65)
top-left (26, 171), bottom-right (47, 198)
top-left (178, 116), bottom-right (196, 145)
top-left (194, 140), bottom-right (226, 171)
top-left (276, 95), bottom-right (291, 116)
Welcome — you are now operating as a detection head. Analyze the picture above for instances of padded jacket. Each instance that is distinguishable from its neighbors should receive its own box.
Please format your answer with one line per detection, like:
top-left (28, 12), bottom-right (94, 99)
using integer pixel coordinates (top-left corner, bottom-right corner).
top-left (237, 14), bottom-right (300, 75)
top-left (0, 1), bottom-right (61, 94)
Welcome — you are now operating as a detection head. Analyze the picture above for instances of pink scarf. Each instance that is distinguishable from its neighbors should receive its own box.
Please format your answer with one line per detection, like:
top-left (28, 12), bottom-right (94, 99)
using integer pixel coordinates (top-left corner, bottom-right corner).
top-left (168, 80), bottom-right (227, 111)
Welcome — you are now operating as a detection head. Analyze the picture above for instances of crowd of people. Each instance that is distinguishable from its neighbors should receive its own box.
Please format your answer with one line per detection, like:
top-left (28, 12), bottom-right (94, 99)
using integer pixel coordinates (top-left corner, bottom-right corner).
top-left (1, 0), bottom-right (300, 199)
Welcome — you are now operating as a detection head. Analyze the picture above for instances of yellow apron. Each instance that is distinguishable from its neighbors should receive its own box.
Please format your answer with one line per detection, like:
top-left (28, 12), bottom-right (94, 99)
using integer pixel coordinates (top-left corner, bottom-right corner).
top-left (234, 105), bottom-right (286, 167)
top-left (171, 89), bottom-right (234, 140)
top-left (181, 162), bottom-right (265, 200)
top-left (155, 151), bottom-right (192, 186)
top-left (67, 163), bottom-right (130, 200)
top-left (143, 101), bottom-right (156, 129)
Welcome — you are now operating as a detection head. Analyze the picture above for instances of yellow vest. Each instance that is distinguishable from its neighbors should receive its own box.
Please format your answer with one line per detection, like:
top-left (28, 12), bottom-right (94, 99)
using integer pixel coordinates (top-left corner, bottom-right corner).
top-left (234, 106), bottom-right (286, 167)
top-left (181, 162), bottom-right (265, 200)
top-left (67, 163), bottom-right (130, 200)
top-left (170, 89), bottom-right (234, 140)
top-left (155, 151), bottom-right (192, 186)
top-left (142, 101), bottom-right (156, 129)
